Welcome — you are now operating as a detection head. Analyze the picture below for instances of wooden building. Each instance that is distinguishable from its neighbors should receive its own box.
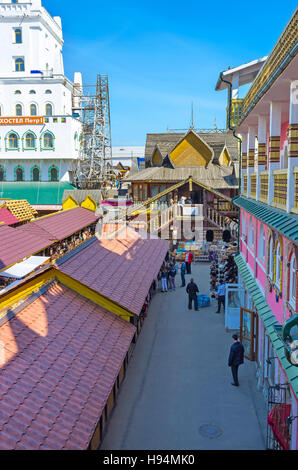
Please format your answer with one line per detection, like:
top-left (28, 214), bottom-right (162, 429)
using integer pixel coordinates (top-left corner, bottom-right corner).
top-left (124, 129), bottom-right (240, 242)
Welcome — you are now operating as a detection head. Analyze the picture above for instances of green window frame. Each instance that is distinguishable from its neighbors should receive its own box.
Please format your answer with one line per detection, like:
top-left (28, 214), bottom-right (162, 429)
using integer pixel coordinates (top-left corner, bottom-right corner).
top-left (41, 131), bottom-right (55, 151)
top-left (0, 165), bottom-right (6, 182)
top-left (48, 165), bottom-right (59, 182)
top-left (31, 165), bottom-right (41, 182)
top-left (14, 165), bottom-right (25, 181)
top-left (6, 131), bottom-right (20, 151)
top-left (23, 130), bottom-right (37, 150)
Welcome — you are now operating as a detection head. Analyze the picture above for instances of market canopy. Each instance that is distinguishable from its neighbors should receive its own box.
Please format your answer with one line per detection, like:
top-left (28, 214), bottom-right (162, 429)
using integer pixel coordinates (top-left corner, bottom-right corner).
top-left (0, 255), bottom-right (50, 279)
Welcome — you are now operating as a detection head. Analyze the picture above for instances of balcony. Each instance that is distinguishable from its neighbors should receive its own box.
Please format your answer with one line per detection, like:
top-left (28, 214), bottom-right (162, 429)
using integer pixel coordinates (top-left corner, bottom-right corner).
top-left (272, 169), bottom-right (287, 209)
top-left (241, 9), bottom-right (298, 122)
top-left (227, 99), bottom-right (243, 128)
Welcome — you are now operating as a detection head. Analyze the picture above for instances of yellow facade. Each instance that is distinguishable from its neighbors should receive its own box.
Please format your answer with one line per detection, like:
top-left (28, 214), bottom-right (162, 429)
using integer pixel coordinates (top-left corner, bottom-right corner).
top-left (169, 130), bottom-right (213, 167)
top-left (81, 195), bottom-right (97, 212)
top-left (62, 195), bottom-right (79, 211)
top-left (219, 147), bottom-right (231, 166)
top-left (151, 147), bottom-right (163, 166)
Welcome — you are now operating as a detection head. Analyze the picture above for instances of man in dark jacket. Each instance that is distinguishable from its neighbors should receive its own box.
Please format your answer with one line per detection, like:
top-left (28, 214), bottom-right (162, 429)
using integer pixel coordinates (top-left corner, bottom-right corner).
top-left (228, 334), bottom-right (244, 386)
top-left (186, 278), bottom-right (199, 311)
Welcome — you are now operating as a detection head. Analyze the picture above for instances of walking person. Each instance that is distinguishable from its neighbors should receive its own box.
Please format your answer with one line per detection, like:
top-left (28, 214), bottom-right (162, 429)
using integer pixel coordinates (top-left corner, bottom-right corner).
top-left (168, 264), bottom-right (176, 291)
top-left (185, 251), bottom-right (194, 274)
top-left (215, 279), bottom-right (226, 313)
top-left (180, 261), bottom-right (186, 287)
top-left (228, 334), bottom-right (245, 387)
top-left (186, 277), bottom-right (199, 311)
top-left (160, 267), bottom-right (168, 292)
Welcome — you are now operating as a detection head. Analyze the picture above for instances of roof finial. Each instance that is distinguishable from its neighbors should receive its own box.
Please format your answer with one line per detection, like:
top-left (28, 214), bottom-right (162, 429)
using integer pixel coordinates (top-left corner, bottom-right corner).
top-left (190, 102), bottom-right (194, 130)
top-left (214, 117), bottom-right (217, 130)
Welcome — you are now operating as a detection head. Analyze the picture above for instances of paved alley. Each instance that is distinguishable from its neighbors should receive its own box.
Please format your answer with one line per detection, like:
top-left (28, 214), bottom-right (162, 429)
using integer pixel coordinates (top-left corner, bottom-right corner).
top-left (101, 262), bottom-right (267, 450)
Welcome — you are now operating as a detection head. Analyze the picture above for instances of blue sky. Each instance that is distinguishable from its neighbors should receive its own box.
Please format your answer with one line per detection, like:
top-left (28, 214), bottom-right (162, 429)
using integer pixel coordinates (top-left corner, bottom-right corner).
top-left (45, 0), bottom-right (297, 145)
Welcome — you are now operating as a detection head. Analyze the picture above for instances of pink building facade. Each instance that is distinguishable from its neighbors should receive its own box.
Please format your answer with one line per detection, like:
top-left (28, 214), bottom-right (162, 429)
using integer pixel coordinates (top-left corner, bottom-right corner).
top-left (217, 8), bottom-right (298, 450)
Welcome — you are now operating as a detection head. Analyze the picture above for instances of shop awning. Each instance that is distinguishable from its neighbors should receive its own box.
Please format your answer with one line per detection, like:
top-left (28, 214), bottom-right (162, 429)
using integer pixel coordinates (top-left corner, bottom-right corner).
top-left (0, 255), bottom-right (50, 279)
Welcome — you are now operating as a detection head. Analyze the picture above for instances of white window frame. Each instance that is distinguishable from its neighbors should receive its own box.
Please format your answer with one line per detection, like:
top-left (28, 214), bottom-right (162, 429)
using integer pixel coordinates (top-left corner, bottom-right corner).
top-left (289, 255), bottom-right (296, 309)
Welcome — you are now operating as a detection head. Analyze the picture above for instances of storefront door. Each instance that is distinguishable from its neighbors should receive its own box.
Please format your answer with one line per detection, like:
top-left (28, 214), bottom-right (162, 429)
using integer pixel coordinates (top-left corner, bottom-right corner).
top-left (225, 283), bottom-right (243, 330)
top-left (240, 307), bottom-right (259, 361)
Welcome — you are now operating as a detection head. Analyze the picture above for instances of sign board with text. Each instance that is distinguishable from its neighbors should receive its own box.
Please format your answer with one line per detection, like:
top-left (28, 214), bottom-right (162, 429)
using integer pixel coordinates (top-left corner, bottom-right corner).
top-left (0, 117), bottom-right (45, 126)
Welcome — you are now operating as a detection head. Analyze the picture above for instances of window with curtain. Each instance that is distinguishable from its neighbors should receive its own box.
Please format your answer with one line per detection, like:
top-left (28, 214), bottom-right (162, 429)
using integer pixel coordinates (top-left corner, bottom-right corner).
top-left (25, 132), bottom-right (36, 149)
top-left (8, 132), bottom-right (18, 149)
top-left (43, 132), bottom-right (54, 148)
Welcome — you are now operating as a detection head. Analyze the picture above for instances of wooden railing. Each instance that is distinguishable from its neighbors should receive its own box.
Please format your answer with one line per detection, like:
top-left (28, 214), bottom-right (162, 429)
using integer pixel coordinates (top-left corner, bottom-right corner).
top-left (294, 168), bottom-right (298, 210)
top-left (227, 99), bottom-right (244, 128)
top-left (273, 170), bottom-right (287, 207)
top-left (243, 174), bottom-right (247, 195)
top-left (260, 171), bottom-right (269, 203)
top-left (241, 9), bottom-right (298, 120)
top-left (250, 173), bottom-right (257, 198)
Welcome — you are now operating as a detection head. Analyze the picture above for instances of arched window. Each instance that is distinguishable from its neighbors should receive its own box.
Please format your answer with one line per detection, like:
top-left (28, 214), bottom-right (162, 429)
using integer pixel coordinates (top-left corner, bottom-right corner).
top-left (15, 104), bottom-right (22, 116)
top-left (15, 166), bottom-right (24, 181)
top-left (0, 166), bottom-right (5, 181)
top-left (49, 166), bottom-right (58, 182)
top-left (8, 132), bottom-right (19, 149)
top-left (258, 224), bottom-right (265, 261)
top-left (268, 234), bottom-right (274, 279)
top-left (29, 90), bottom-right (36, 94)
top-left (30, 104), bottom-right (37, 116)
top-left (32, 166), bottom-right (40, 182)
top-left (14, 90), bottom-right (21, 94)
top-left (15, 58), bottom-right (24, 72)
top-left (275, 241), bottom-right (282, 289)
top-left (15, 28), bottom-right (22, 44)
top-left (289, 254), bottom-right (297, 307)
top-left (45, 103), bottom-right (53, 116)
top-left (242, 214), bottom-right (246, 237)
top-left (24, 131), bottom-right (36, 149)
top-left (43, 132), bottom-right (54, 149)
top-left (45, 90), bottom-right (52, 94)
top-left (249, 217), bottom-right (254, 247)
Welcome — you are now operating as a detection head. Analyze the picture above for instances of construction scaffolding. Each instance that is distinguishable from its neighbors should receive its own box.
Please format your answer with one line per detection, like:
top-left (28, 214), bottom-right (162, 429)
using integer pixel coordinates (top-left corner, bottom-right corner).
top-left (74, 74), bottom-right (114, 188)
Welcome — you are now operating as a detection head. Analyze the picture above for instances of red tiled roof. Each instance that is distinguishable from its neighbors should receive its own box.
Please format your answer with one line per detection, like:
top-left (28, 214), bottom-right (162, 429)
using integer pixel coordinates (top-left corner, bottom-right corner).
top-left (0, 208), bottom-right (19, 225)
top-left (59, 226), bottom-right (169, 315)
top-left (16, 207), bottom-right (99, 241)
top-left (0, 282), bottom-right (136, 450)
top-left (0, 225), bottom-right (52, 271)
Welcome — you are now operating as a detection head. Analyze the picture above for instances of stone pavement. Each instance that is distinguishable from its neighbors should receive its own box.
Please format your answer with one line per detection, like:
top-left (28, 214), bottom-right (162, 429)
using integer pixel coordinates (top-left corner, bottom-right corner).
top-left (101, 262), bottom-right (267, 450)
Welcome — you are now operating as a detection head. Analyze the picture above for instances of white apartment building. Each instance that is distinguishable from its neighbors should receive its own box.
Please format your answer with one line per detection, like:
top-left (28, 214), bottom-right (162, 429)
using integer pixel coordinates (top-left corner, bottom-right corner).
top-left (0, 0), bottom-right (83, 183)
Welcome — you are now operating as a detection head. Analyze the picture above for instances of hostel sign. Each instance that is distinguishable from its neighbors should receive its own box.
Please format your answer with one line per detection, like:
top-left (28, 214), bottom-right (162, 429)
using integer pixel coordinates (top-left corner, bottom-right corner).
top-left (0, 116), bottom-right (44, 125)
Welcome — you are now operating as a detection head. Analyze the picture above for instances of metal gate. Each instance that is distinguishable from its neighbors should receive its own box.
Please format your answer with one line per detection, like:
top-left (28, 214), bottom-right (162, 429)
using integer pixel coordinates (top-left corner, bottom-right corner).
top-left (266, 384), bottom-right (292, 450)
